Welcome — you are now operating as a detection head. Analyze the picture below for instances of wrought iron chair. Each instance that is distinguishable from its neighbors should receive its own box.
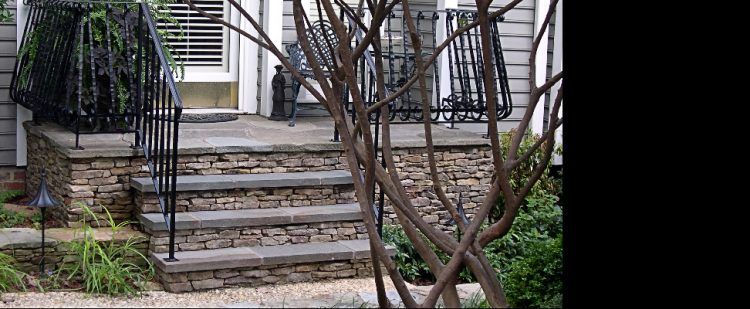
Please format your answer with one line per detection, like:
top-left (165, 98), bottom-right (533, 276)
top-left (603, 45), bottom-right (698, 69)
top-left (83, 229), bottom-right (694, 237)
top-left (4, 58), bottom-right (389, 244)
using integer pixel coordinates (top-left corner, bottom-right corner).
top-left (438, 10), bottom-right (513, 125)
top-left (285, 20), bottom-right (340, 127)
top-left (377, 10), bottom-right (513, 127)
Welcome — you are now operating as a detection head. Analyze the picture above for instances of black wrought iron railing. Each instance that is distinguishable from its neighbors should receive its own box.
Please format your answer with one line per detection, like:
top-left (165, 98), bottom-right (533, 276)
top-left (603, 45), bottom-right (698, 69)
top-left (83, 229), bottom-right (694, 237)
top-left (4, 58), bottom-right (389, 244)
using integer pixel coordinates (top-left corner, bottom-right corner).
top-left (11, 0), bottom-right (182, 261)
top-left (137, 1), bottom-right (181, 262)
top-left (340, 8), bottom-right (513, 126)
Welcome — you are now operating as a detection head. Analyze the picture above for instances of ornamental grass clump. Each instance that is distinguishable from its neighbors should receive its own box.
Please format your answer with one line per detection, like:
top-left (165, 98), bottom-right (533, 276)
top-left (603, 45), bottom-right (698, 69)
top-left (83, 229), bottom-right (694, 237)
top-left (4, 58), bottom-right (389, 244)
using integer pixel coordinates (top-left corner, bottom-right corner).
top-left (56, 202), bottom-right (154, 296)
top-left (0, 253), bottom-right (27, 293)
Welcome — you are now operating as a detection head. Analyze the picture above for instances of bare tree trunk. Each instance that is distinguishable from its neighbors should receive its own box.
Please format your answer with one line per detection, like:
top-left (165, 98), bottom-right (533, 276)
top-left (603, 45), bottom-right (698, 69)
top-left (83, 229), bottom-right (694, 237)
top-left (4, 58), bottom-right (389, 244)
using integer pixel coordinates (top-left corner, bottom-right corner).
top-left (181, 0), bottom-right (564, 307)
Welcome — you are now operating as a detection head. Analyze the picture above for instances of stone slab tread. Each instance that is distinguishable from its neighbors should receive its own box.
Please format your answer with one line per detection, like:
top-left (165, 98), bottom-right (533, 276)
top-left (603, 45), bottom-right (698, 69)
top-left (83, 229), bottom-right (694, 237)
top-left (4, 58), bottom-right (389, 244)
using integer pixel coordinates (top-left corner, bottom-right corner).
top-left (150, 239), bottom-right (395, 273)
top-left (138, 203), bottom-right (363, 231)
top-left (131, 170), bottom-right (353, 193)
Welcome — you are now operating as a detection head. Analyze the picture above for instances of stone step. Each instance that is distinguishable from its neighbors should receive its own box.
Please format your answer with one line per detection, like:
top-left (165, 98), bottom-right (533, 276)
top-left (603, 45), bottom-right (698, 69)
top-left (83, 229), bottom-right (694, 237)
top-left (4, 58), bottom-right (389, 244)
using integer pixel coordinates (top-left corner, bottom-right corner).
top-left (139, 203), bottom-right (363, 231)
top-left (151, 239), bottom-right (395, 292)
top-left (132, 170), bottom-right (357, 213)
top-left (131, 170), bottom-right (353, 193)
top-left (138, 204), bottom-right (369, 253)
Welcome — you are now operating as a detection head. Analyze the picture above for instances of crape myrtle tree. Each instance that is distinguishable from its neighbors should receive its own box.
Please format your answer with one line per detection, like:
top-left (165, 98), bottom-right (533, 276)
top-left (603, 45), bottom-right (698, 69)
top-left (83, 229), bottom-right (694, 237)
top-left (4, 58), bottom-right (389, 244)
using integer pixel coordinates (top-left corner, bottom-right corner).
top-left (183, 0), bottom-right (563, 307)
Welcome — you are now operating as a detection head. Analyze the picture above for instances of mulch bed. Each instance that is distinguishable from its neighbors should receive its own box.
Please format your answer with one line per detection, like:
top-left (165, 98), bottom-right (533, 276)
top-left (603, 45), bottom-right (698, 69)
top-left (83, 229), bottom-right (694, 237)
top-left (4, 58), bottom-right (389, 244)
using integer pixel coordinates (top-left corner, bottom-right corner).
top-left (19, 271), bottom-right (84, 293)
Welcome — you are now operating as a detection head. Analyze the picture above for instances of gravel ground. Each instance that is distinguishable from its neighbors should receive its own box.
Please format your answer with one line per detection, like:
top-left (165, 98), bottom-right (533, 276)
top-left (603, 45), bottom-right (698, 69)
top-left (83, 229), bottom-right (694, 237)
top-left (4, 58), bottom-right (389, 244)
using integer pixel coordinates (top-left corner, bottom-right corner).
top-left (0, 277), bottom-right (400, 308)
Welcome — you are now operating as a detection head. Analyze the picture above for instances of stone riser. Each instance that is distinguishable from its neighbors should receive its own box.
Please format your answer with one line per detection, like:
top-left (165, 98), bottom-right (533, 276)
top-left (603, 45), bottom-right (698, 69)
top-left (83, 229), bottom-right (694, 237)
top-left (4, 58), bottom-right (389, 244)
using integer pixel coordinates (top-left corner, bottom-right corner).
top-left (147, 221), bottom-right (369, 253)
top-left (173, 152), bottom-right (348, 176)
top-left (158, 259), bottom-right (380, 293)
top-left (136, 185), bottom-right (356, 214)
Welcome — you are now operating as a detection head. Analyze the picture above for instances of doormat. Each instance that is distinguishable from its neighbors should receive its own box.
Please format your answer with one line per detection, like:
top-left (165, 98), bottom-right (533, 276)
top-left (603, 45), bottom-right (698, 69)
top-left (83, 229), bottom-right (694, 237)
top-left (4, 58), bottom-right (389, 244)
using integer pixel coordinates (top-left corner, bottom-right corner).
top-left (179, 113), bottom-right (239, 123)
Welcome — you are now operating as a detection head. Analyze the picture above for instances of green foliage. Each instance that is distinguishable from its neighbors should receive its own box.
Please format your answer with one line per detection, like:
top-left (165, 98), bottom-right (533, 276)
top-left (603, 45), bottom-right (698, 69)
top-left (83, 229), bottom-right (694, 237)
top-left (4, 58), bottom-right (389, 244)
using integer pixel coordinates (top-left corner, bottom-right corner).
top-left (482, 193), bottom-right (562, 267)
top-left (382, 224), bottom-right (476, 283)
top-left (505, 130), bottom-right (561, 195)
top-left (462, 291), bottom-right (491, 308)
top-left (503, 237), bottom-right (563, 308)
top-left (0, 190), bottom-right (27, 228)
top-left (0, 190), bottom-right (23, 204)
top-left (382, 224), bottom-right (434, 282)
top-left (0, 208), bottom-right (26, 228)
top-left (382, 191), bottom-right (562, 290)
top-left (0, 190), bottom-right (44, 229)
top-left (0, 253), bottom-right (27, 293)
top-left (383, 183), bottom-right (562, 287)
top-left (55, 202), bottom-right (154, 296)
top-left (0, 0), bottom-right (12, 23)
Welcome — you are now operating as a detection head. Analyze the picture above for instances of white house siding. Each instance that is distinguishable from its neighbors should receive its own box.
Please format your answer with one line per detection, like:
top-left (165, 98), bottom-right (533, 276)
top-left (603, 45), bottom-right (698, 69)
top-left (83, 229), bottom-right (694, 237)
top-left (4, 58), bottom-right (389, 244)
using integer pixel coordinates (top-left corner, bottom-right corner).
top-left (543, 7), bottom-right (555, 133)
top-left (0, 1), bottom-right (17, 166)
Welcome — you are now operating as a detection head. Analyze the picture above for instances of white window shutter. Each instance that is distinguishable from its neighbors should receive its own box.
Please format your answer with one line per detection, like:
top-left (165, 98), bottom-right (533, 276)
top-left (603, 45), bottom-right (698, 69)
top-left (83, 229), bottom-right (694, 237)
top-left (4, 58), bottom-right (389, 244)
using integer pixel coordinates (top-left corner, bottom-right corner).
top-left (158, 0), bottom-right (230, 72)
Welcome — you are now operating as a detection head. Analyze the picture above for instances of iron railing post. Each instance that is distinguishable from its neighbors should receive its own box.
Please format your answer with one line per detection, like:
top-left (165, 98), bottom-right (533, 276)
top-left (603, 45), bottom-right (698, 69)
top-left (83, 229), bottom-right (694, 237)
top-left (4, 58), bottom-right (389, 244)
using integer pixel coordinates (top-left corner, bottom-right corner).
top-left (135, 3), bottom-right (144, 147)
top-left (168, 103), bottom-right (181, 261)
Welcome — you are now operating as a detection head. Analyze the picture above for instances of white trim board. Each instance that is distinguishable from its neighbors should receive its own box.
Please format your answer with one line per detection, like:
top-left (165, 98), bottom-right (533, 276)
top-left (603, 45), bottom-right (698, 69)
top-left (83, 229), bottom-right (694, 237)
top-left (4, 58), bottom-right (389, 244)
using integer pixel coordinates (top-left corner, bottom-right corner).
top-left (238, 0), bottom-right (261, 114)
top-left (16, 0), bottom-right (30, 167)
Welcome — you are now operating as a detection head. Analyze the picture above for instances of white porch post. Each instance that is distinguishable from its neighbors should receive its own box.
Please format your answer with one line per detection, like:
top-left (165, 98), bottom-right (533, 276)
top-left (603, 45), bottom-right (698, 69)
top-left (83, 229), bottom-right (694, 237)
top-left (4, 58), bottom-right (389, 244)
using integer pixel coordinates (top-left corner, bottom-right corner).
top-left (16, 0), bottom-right (31, 167)
top-left (531, 0), bottom-right (550, 135)
top-left (238, 0), bottom-right (260, 114)
top-left (259, 0), bottom-right (283, 117)
top-left (432, 0), bottom-right (457, 125)
top-left (550, 0), bottom-right (562, 165)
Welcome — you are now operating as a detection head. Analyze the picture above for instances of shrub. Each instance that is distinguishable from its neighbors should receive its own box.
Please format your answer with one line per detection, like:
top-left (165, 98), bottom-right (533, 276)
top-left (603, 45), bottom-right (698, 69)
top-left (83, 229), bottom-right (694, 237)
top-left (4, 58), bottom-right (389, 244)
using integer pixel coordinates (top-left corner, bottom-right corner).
top-left (0, 208), bottom-right (27, 228)
top-left (0, 190), bottom-right (26, 228)
top-left (382, 224), bottom-right (434, 282)
top-left (503, 236), bottom-right (563, 308)
top-left (56, 202), bottom-right (154, 296)
top-left (383, 193), bottom-right (563, 286)
top-left (492, 129), bottom-right (562, 222)
top-left (0, 190), bottom-right (23, 204)
top-left (483, 193), bottom-right (563, 267)
top-left (0, 253), bottom-right (27, 292)
top-left (1, 190), bottom-right (46, 229)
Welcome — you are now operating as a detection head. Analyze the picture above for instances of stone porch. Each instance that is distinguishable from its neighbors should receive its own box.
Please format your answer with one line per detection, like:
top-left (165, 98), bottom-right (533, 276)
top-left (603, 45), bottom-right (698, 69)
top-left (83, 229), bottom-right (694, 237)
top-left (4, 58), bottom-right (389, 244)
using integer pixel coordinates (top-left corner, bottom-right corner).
top-left (22, 115), bottom-right (493, 292)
